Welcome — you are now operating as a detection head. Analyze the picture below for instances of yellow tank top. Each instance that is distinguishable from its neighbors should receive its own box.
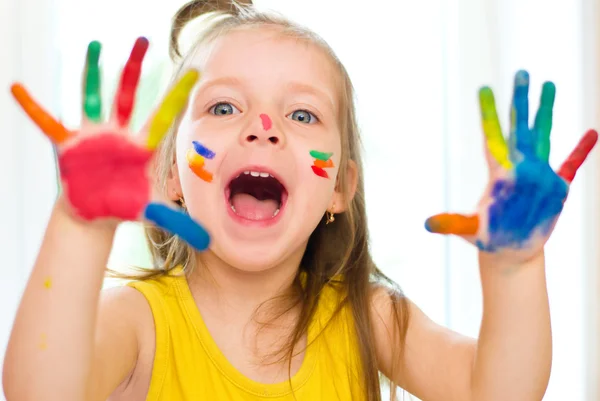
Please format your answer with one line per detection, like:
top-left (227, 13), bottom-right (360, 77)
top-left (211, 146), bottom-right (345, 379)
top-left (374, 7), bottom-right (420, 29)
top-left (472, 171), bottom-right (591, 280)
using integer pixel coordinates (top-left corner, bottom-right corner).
top-left (128, 268), bottom-right (365, 400)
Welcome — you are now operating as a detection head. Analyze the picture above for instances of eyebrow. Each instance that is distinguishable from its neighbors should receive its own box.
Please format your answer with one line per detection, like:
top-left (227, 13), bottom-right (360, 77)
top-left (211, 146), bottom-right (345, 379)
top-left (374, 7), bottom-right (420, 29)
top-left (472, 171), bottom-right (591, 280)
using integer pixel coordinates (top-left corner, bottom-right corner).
top-left (192, 76), bottom-right (336, 111)
top-left (285, 81), bottom-right (336, 112)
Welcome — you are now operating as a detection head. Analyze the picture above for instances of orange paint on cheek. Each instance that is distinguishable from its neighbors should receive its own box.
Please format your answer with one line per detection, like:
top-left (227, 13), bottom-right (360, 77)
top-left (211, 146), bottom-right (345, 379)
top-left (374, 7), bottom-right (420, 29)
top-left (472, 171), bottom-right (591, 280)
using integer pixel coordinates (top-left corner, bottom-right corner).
top-left (314, 159), bottom-right (334, 169)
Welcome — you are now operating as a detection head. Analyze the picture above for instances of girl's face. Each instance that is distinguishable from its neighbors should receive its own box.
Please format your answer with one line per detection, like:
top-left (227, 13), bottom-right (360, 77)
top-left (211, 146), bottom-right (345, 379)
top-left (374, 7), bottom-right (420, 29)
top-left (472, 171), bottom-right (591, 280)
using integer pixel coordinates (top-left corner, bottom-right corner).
top-left (172, 26), bottom-right (347, 272)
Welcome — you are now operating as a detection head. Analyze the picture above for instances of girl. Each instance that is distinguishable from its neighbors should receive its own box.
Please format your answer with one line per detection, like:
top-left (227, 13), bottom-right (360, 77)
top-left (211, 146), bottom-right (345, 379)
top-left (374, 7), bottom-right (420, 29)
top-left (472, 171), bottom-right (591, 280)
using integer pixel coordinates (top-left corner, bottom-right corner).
top-left (3, 1), bottom-right (597, 400)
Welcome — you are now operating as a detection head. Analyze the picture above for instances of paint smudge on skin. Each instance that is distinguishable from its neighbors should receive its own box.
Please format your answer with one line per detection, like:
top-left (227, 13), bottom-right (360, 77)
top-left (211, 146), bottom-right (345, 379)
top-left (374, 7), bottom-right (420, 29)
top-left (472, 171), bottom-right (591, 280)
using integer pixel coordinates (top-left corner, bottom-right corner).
top-left (311, 165), bottom-right (329, 179)
top-left (310, 150), bottom-right (333, 161)
top-left (192, 141), bottom-right (216, 159)
top-left (310, 150), bottom-right (334, 179)
top-left (260, 114), bottom-right (272, 131)
top-left (187, 142), bottom-right (215, 183)
top-left (39, 333), bottom-right (47, 350)
top-left (44, 277), bottom-right (52, 289)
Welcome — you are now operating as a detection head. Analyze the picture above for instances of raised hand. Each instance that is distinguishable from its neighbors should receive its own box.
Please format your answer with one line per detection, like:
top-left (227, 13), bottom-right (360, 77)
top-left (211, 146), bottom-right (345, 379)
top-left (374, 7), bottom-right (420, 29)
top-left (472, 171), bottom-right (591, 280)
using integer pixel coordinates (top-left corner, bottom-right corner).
top-left (425, 70), bottom-right (597, 261)
top-left (11, 38), bottom-right (210, 251)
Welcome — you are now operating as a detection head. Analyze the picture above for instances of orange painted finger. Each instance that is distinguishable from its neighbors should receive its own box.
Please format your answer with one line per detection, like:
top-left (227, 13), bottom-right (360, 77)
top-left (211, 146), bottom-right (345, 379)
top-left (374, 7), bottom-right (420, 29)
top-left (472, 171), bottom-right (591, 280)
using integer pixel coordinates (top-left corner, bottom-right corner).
top-left (314, 159), bottom-right (334, 169)
top-left (11, 83), bottom-right (71, 144)
top-left (425, 213), bottom-right (479, 236)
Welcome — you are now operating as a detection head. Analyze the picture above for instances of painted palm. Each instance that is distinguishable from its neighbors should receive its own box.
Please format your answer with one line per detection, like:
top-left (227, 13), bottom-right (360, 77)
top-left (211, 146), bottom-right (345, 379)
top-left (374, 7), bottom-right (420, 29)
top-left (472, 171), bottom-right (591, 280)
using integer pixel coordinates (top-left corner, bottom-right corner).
top-left (426, 70), bottom-right (597, 261)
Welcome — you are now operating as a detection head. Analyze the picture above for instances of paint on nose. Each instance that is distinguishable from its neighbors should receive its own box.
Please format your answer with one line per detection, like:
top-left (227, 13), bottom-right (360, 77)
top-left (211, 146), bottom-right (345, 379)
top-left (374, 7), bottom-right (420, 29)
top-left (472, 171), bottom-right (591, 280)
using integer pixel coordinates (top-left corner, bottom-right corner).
top-left (260, 114), bottom-right (272, 131)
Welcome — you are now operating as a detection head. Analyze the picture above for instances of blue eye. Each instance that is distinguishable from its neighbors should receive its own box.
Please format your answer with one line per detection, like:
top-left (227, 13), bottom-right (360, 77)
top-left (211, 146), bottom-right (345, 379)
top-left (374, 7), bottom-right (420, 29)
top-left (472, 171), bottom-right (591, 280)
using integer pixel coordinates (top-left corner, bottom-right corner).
top-left (210, 102), bottom-right (240, 116)
top-left (288, 110), bottom-right (317, 124)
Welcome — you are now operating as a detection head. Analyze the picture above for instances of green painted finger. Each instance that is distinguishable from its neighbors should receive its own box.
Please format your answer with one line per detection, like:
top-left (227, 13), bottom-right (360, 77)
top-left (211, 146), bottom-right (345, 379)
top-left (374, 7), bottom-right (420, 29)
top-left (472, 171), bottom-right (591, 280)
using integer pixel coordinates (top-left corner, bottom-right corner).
top-left (479, 87), bottom-right (512, 169)
top-left (533, 81), bottom-right (556, 161)
top-left (84, 41), bottom-right (102, 122)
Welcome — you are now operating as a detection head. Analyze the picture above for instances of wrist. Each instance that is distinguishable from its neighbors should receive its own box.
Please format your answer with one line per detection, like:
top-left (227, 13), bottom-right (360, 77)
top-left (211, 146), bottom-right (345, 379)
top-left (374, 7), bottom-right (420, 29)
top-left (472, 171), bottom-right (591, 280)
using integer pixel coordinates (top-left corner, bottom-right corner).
top-left (54, 195), bottom-right (120, 235)
top-left (478, 250), bottom-right (545, 274)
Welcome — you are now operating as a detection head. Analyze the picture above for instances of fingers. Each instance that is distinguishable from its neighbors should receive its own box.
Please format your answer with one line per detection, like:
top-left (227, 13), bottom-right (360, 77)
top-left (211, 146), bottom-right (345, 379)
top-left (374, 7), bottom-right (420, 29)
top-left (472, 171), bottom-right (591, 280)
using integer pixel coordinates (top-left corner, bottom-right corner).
top-left (10, 84), bottom-right (71, 144)
top-left (146, 70), bottom-right (200, 150)
top-left (479, 87), bottom-right (512, 169)
top-left (511, 70), bottom-right (534, 157)
top-left (115, 37), bottom-right (149, 127)
top-left (424, 213), bottom-right (479, 236)
top-left (533, 82), bottom-right (556, 161)
top-left (83, 41), bottom-right (103, 122)
top-left (144, 203), bottom-right (210, 251)
top-left (557, 129), bottom-right (598, 183)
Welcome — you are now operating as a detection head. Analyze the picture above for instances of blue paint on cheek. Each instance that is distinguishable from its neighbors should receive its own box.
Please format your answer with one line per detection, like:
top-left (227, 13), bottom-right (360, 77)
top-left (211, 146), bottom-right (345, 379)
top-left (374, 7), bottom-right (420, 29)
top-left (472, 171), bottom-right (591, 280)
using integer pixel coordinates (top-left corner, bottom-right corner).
top-left (485, 160), bottom-right (567, 250)
top-left (144, 203), bottom-right (210, 251)
top-left (192, 141), bottom-right (216, 159)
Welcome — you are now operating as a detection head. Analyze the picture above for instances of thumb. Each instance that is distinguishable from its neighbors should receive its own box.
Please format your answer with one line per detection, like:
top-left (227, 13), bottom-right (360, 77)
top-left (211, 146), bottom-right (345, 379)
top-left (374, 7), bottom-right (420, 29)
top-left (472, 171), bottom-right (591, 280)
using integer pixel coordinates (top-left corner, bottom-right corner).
top-left (425, 213), bottom-right (479, 236)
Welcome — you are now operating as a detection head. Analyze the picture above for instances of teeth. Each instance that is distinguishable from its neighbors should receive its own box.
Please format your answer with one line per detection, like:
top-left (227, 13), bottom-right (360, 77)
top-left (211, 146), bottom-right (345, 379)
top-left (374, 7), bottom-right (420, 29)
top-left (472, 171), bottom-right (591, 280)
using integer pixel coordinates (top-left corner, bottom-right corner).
top-left (241, 170), bottom-right (276, 179)
top-left (273, 208), bottom-right (280, 217)
top-left (231, 204), bottom-right (236, 213)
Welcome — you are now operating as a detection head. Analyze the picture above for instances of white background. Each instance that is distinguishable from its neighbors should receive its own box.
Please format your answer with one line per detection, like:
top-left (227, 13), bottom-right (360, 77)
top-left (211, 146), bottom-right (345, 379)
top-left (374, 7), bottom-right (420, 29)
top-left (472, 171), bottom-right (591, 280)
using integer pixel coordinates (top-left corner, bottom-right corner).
top-left (1, 0), bottom-right (599, 399)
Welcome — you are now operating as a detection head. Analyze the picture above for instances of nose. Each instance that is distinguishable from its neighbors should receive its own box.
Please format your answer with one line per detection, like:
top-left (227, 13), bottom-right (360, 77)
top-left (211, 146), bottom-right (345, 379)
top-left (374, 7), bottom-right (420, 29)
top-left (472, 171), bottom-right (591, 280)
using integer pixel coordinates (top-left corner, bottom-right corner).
top-left (242, 113), bottom-right (284, 146)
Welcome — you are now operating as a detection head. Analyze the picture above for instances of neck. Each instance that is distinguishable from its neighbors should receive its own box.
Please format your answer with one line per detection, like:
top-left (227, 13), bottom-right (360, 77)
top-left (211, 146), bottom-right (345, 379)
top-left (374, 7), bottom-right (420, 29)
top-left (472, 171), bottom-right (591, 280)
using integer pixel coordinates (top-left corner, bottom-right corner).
top-left (188, 246), bottom-right (306, 316)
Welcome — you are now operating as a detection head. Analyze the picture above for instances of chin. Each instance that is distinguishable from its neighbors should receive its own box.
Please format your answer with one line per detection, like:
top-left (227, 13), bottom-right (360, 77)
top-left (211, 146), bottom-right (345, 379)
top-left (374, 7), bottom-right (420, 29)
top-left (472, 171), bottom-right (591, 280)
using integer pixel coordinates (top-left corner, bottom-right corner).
top-left (209, 239), bottom-right (303, 273)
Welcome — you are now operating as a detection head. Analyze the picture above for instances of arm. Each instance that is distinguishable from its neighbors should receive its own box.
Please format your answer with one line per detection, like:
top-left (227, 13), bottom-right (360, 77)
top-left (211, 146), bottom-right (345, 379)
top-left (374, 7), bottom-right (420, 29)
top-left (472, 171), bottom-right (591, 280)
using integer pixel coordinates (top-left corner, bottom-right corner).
top-left (2, 199), bottom-right (139, 401)
top-left (373, 252), bottom-right (551, 401)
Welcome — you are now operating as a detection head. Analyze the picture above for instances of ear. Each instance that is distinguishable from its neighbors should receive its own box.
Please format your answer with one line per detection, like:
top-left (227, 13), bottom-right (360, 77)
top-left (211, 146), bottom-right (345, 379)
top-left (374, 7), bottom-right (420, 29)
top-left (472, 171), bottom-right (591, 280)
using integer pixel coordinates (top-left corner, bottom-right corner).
top-left (166, 161), bottom-right (184, 202)
top-left (330, 159), bottom-right (358, 213)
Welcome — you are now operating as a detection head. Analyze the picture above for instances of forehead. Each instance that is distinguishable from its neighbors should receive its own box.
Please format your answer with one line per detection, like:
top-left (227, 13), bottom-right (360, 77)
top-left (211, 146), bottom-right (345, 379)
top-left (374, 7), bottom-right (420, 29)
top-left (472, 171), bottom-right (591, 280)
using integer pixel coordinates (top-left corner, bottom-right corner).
top-left (190, 26), bottom-right (340, 102)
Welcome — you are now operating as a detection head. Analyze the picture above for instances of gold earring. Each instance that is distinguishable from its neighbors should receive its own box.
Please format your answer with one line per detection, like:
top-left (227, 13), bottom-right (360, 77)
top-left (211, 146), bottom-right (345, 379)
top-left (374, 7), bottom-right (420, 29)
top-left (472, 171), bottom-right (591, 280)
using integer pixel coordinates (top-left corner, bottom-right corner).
top-left (326, 203), bottom-right (335, 225)
top-left (179, 197), bottom-right (186, 209)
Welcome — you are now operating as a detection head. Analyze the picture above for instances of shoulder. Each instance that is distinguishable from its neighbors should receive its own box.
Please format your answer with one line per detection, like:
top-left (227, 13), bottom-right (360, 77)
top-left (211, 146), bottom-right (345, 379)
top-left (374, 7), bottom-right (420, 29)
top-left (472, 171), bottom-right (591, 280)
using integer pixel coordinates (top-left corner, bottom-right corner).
top-left (369, 283), bottom-right (476, 398)
top-left (99, 284), bottom-right (154, 335)
top-left (88, 284), bottom-right (156, 399)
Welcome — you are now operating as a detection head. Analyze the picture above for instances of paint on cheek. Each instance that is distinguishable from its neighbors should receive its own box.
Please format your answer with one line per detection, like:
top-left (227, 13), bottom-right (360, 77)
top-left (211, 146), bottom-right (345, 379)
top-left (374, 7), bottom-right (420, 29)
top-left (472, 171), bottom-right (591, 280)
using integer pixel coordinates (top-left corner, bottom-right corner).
top-left (59, 134), bottom-right (153, 220)
top-left (192, 141), bottom-right (216, 159)
top-left (187, 142), bottom-right (214, 183)
top-left (310, 150), bottom-right (333, 161)
top-left (311, 165), bottom-right (329, 179)
top-left (310, 150), bottom-right (334, 179)
top-left (260, 114), bottom-right (272, 131)
top-left (314, 159), bottom-right (334, 169)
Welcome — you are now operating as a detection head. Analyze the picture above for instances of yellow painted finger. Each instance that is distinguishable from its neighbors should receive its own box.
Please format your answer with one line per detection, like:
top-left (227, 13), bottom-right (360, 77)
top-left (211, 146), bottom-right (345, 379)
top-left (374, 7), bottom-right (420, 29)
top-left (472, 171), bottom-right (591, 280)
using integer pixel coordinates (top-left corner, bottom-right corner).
top-left (147, 69), bottom-right (200, 150)
top-left (425, 213), bottom-right (479, 236)
top-left (479, 87), bottom-right (512, 169)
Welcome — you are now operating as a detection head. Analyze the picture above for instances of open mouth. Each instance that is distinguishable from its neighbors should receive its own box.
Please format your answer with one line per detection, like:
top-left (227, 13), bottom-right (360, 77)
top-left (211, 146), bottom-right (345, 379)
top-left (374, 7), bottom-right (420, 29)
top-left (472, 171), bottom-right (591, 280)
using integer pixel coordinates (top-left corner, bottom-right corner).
top-left (226, 170), bottom-right (287, 222)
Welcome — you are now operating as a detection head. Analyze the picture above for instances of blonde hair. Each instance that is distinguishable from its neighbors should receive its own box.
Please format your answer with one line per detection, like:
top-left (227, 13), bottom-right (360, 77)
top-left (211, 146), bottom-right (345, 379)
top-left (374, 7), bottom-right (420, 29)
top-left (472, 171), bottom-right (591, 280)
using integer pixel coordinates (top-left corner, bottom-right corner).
top-left (136, 1), bottom-right (410, 399)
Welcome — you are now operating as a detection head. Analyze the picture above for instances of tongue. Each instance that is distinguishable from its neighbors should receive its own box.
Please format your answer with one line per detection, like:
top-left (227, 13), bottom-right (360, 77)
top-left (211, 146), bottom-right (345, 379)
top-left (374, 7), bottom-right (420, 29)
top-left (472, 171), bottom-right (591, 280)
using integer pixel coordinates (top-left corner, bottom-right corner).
top-left (231, 193), bottom-right (279, 220)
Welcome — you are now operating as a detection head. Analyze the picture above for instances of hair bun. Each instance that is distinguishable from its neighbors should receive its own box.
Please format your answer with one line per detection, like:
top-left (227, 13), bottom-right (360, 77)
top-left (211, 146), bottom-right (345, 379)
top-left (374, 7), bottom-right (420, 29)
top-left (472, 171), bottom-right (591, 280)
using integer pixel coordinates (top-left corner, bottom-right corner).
top-left (170, 0), bottom-right (254, 61)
